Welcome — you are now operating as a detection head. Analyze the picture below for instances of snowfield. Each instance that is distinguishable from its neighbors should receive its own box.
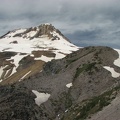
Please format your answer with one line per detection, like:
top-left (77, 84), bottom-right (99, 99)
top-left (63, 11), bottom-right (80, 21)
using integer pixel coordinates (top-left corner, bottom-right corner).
top-left (103, 49), bottom-right (120, 78)
top-left (32, 90), bottom-right (50, 106)
top-left (19, 71), bottom-right (31, 81)
top-left (66, 83), bottom-right (73, 88)
top-left (0, 31), bottom-right (78, 56)
top-left (5, 28), bottom-right (26, 37)
top-left (103, 66), bottom-right (120, 78)
top-left (114, 49), bottom-right (120, 67)
top-left (34, 55), bottom-right (54, 62)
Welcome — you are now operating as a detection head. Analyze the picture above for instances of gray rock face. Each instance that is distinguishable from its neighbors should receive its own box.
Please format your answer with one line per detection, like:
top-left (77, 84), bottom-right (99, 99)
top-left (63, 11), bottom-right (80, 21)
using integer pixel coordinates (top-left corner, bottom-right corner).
top-left (0, 46), bottom-right (120, 120)
top-left (0, 85), bottom-right (41, 120)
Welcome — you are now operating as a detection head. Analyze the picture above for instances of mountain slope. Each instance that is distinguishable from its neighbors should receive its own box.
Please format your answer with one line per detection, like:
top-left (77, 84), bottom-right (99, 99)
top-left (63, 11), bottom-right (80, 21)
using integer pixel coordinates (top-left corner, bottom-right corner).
top-left (0, 23), bottom-right (78, 84)
top-left (0, 24), bottom-right (120, 120)
top-left (0, 46), bottom-right (120, 120)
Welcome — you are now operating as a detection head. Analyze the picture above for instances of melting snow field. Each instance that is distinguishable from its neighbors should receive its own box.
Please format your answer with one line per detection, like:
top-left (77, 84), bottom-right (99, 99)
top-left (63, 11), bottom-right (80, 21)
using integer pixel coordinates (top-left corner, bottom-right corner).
top-left (0, 32), bottom-right (78, 55)
top-left (0, 67), bottom-right (4, 82)
top-left (7, 53), bottom-right (28, 68)
top-left (103, 49), bottom-right (120, 78)
top-left (103, 66), bottom-right (120, 78)
top-left (34, 55), bottom-right (54, 62)
top-left (32, 90), bottom-right (50, 106)
top-left (6, 53), bottom-right (28, 75)
top-left (66, 83), bottom-right (73, 88)
top-left (19, 71), bottom-right (31, 81)
top-left (114, 49), bottom-right (120, 67)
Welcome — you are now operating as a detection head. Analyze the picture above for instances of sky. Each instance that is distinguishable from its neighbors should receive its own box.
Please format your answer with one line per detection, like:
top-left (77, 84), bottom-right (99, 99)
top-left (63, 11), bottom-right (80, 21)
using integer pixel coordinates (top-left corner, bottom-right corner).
top-left (0, 0), bottom-right (120, 48)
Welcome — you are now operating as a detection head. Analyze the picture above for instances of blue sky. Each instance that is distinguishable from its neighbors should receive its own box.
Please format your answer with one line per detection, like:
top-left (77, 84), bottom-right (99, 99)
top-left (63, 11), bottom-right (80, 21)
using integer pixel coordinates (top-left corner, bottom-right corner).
top-left (0, 0), bottom-right (120, 48)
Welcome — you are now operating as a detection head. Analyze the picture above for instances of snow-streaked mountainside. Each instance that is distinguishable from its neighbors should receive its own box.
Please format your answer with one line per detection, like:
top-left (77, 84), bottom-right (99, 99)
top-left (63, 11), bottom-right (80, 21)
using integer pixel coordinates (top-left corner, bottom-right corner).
top-left (0, 23), bottom-right (79, 84)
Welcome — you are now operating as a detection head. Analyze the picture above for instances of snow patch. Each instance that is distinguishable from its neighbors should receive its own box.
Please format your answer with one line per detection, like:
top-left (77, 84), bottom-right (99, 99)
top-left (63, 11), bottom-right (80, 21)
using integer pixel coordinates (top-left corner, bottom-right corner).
top-left (44, 23), bottom-right (51, 25)
top-left (34, 55), bottom-right (54, 62)
top-left (9, 53), bottom-right (27, 67)
top-left (66, 83), bottom-right (73, 88)
top-left (6, 29), bottom-right (26, 37)
top-left (53, 51), bottom-right (66, 59)
top-left (0, 80), bottom-right (3, 82)
top-left (30, 54), bottom-right (34, 57)
top-left (26, 31), bottom-right (37, 38)
top-left (0, 33), bottom-right (78, 55)
top-left (32, 90), bottom-right (50, 106)
top-left (7, 53), bottom-right (28, 74)
top-left (103, 66), bottom-right (120, 78)
top-left (0, 67), bottom-right (4, 77)
top-left (65, 109), bottom-right (68, 112)
top-left (114, 49), bottom-right (120, 67)
top-left (19, 71), bottom-right (31, 81)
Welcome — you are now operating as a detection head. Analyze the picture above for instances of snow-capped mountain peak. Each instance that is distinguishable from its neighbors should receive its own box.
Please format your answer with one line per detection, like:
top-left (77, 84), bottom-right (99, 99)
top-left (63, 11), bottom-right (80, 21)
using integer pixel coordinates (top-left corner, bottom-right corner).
top-left (0, 23), bottom-right (79, 84)
top-left (0, 23), bottom-right (78, 54)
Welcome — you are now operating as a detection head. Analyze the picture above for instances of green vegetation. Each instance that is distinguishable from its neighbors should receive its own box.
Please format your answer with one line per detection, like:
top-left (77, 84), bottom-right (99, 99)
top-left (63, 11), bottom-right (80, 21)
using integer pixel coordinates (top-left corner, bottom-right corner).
top-left (74, 63), bottom-right (96, 80)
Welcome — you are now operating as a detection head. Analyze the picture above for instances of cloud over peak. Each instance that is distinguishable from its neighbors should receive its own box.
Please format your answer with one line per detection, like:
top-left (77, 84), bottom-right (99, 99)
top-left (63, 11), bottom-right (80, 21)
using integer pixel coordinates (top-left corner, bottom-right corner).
top-left (0, 0), bottom-right (120, 48)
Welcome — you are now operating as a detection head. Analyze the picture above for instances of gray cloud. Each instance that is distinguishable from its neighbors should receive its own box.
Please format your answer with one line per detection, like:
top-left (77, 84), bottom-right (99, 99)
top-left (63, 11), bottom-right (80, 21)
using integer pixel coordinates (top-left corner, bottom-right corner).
top-left (0, 0), bottom-right (120, 48)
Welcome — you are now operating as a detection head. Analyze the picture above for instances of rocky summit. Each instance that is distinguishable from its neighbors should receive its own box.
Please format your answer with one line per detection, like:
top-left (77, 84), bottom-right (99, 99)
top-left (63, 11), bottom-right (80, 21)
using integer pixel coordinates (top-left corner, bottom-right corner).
top-left (0, 24), bottom-right (120, 120)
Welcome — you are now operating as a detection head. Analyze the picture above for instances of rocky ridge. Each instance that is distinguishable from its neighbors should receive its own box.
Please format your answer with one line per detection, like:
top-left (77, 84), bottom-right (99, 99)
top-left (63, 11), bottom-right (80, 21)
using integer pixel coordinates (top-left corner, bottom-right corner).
top-left (0, 46), bottom-right (120, 120)
top-left (0, 23), bottom-right (69, 41)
